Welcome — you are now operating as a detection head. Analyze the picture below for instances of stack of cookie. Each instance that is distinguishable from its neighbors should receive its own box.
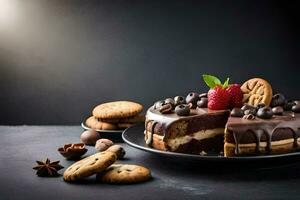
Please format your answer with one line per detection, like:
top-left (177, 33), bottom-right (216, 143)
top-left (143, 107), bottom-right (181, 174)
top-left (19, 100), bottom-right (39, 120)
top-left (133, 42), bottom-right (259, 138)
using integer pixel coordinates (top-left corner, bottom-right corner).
top-left (85, 101), bottom-right (145, 130)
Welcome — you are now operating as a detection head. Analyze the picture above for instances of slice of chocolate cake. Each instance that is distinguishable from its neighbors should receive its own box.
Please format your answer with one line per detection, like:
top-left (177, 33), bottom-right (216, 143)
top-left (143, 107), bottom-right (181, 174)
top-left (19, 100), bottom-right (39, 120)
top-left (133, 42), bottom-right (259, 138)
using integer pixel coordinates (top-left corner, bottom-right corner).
top-left (145, 107), bottom-right (229, 154)
top-left (225, 112), bottom-right (300, 157)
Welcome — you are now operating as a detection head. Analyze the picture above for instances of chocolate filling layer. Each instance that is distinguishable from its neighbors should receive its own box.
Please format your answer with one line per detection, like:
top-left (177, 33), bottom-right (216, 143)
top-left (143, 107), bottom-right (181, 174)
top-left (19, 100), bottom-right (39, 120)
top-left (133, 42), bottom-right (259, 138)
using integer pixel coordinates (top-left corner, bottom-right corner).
top-left (173, 135), bottom-right (224, 154)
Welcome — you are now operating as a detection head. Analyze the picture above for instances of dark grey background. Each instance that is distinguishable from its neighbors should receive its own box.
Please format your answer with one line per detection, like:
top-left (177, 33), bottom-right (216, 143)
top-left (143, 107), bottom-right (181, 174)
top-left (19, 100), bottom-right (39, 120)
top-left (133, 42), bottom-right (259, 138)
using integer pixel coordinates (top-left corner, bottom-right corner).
top-left (0, 0), bottom-right (299, 125)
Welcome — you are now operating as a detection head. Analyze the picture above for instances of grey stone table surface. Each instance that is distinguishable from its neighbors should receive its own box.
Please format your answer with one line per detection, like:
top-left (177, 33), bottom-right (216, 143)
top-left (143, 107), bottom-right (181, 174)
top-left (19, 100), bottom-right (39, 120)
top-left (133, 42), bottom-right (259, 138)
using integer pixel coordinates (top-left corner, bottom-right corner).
top-left (1, 126), bottom-right (300, 200)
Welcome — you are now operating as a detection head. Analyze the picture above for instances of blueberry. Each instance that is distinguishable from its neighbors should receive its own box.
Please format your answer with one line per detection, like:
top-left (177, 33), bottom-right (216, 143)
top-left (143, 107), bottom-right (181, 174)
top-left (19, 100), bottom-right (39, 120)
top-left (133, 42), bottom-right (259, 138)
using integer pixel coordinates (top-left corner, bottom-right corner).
top-left (165, 98), bottom-right (175, 109)
top-left (186, 92), bottom-right (200, 109)
top-left (292, 104), bottom-right (300, 113)
top-left (230, 108), bottom-right (244, 117)
top-left (272, 106), bottom-right (284, 115)
top-left (270, 93), bottom-right (286, 107)
top-left (175, 104), bottom-right (190, 116)
top-left (197, 98), bottom-right (208, 108)
top-left (283, 100), bottom-right (296, 111)
top-left (257, 106), bottom-right (273, 119)
top-left (174, 96), bottom-right (186, 106)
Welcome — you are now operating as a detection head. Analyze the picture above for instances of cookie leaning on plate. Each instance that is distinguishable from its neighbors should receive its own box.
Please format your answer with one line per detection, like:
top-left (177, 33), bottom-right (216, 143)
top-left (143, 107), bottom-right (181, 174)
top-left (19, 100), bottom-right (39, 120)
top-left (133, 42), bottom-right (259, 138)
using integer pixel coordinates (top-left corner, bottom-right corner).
top-left (93, 101), bottom-right (143, 120)
top-left (96, 164), bottom-right (151, 184)
top-left (63, 151), bottom-right (117, 182)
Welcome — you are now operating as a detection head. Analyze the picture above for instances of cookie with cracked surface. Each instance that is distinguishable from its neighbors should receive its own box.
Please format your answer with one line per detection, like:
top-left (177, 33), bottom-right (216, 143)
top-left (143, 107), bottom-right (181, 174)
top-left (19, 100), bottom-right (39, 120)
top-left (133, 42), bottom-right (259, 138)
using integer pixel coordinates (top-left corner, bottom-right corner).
top-left (96, 164), bottom-right (151, 184)
top-left (63, 151), bottom-right (117, 182)
top-left (92, 101), bottom-right (143, 119)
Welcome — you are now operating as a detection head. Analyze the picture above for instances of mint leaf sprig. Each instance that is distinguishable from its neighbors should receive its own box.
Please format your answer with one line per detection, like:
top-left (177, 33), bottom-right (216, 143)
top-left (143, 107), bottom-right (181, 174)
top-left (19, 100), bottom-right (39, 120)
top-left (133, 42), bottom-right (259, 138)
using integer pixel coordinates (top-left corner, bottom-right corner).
top-left (202, 74), bottom-right (229, 89)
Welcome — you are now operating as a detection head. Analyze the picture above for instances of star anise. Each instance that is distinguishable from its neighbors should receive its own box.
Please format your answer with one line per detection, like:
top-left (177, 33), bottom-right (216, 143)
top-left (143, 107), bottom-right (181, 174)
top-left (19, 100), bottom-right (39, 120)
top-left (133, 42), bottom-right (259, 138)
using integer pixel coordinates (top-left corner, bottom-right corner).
top-left (33, 158), bottom-right (64, 177)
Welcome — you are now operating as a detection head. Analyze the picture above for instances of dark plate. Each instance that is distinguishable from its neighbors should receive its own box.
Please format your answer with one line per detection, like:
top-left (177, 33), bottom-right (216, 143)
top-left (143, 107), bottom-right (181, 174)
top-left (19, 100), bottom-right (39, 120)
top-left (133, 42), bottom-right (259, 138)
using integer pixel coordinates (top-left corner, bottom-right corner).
top-left (123, 123), bottom-right (300, 167)
top-left (81, 121), bottom-right (124, 142)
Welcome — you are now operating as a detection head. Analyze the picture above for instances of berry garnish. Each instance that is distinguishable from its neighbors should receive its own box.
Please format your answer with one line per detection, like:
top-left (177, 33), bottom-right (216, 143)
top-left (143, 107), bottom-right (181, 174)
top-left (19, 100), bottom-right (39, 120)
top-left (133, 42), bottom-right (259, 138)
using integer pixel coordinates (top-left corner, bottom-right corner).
top-left (203, 74), bottom-right (231, 110)
top-left (226, 84), bottom-right (243, 109)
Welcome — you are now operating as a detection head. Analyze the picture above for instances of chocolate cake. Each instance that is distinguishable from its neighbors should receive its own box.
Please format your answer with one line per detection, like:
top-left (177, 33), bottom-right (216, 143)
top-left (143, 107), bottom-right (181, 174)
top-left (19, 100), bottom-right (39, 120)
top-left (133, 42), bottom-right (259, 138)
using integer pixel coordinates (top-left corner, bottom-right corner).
top-left (225, 112), bottom-right (300, 157)
top-left (144, 76), bottom-right (300, 157)
top-left (145, 107), bottom-right (229, 154)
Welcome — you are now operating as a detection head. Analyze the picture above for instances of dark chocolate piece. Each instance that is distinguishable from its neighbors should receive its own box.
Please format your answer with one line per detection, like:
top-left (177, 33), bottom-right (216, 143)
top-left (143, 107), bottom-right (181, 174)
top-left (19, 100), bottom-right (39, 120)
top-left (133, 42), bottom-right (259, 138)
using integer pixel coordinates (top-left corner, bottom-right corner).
top-left (175, 104), bottom-right (190, 116)
top-left (257, 106), bottom-right (273, 119)
top-left (165, 98), bottom-right (175, 109)
top-left (197, 98), bottom-right (208, 108)
top-left (199, 93), bottom-right (207, 99)
top-left (272, 106), bottom-right (284, 115)
top-left (244, 109), bottom-right (256, 116)
top-left (241, 104), bottom-right (256, 112)
top-left (256, 103), bottom-right (266, 110)
top-left (283, 100), bottom-right (296, 111)
top-left (270, 93), bottom-right (286, 107)
top-left (292, 104), bottom-right (300, 113)
top-left (154, 100), bottom-right (165, 109)
top-left (230, 108), bottom-right (244, 117)
top-left (174, 96), bottom-right (185, 106)
top-left (243, 114), bottom-right (255, 120)
top-left (186, 92), bottom-right (200, 109)
top-left (159, 103), bottom-right (173, 114)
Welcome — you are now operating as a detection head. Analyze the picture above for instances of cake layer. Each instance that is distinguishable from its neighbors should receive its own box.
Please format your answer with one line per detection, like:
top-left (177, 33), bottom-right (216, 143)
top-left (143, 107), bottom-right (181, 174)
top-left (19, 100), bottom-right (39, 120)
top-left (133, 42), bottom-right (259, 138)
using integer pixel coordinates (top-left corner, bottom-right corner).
top-left (145, 130), bottom-right (224, 154)
top-left (144, 107), bottom-right (229, 153)
top-left (225, 112), bottom-right (300, 156)
top-left (145, 128), bottom-right (224, 152)
top-left (145, 107), bottom-right (229, 139)
top-left (224, 138), bottom-right (300, 157)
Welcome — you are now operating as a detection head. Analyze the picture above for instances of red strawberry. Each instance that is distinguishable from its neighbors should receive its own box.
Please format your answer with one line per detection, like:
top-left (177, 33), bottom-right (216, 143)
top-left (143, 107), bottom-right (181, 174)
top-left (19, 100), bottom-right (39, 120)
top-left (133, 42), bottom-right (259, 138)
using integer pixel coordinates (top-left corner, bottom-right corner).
top-left (226, 84), bottom-right (243, 108)
top-left (208, 85), bottom-right (230, 110)
top-left (203, 74), bottom-right (230, 110)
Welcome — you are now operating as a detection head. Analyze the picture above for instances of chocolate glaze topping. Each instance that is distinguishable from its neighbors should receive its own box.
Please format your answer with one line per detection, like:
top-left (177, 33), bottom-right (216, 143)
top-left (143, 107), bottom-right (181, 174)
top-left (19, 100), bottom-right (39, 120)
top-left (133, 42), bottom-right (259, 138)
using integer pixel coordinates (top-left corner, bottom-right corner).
top-left (146, 105), bottom-right (300, 156)
top-left (226, 112), bottom-right (300, 155)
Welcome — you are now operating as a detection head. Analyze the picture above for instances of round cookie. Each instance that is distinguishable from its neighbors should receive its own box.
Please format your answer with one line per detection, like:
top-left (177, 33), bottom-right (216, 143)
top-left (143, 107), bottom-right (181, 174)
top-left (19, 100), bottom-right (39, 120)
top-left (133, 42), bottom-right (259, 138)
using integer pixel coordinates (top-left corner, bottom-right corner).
top-left (97, 164), bottom-right (151, 184)
top-left (241, 78), bottom-right (273, 106)
top-left (63, 151), bottom-right (117, 182)
top-left (92, 101), bottom-right (143, 119)
top-left (85, 116), bottom-right (117, 130)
